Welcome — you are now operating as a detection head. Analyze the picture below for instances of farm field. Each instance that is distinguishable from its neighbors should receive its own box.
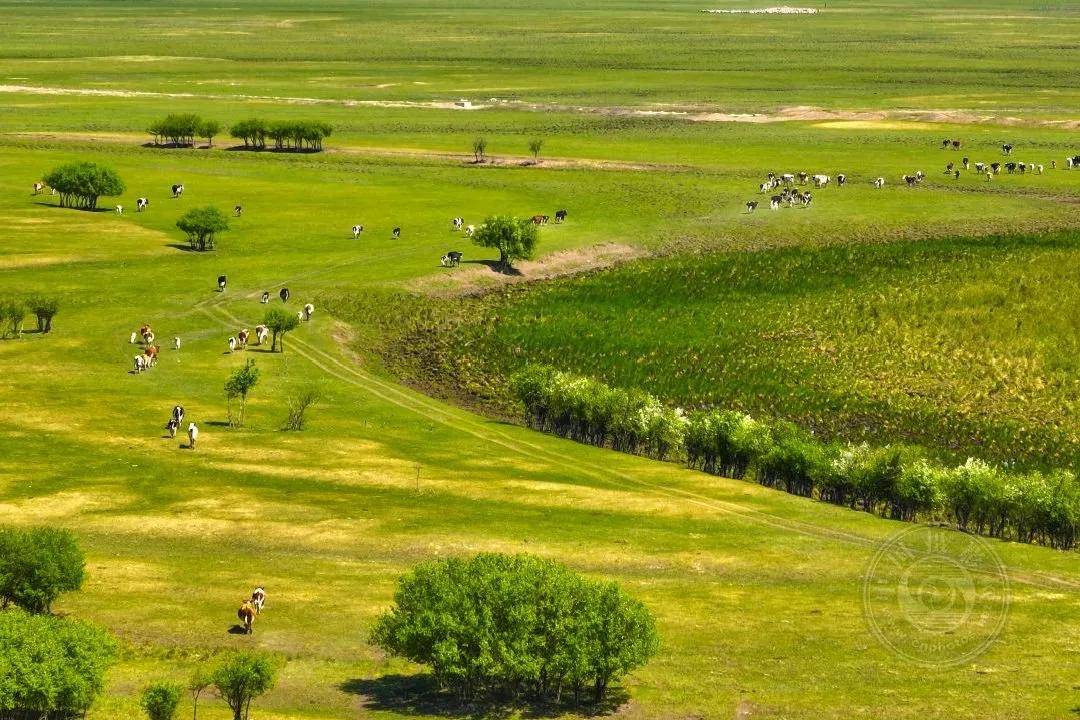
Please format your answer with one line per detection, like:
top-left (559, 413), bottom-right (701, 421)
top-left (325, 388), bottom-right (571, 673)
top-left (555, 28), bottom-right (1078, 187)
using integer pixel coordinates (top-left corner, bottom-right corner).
top-left (1, 1), bottom-right (1079, 720)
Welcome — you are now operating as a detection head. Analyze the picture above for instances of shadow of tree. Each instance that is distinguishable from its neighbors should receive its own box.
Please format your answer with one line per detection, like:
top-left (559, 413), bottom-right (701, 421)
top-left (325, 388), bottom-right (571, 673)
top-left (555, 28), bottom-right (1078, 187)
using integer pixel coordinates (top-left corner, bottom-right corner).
top-left (339, 675), bottom-right (626, 719)
top-left (460, 259), bottom-right (523, 277)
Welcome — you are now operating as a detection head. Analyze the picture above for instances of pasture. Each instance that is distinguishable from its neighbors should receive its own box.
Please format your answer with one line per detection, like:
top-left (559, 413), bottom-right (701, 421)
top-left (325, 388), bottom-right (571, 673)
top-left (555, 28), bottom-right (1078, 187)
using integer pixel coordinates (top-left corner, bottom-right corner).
top-left (1, 1), bottom-right (1078, 719)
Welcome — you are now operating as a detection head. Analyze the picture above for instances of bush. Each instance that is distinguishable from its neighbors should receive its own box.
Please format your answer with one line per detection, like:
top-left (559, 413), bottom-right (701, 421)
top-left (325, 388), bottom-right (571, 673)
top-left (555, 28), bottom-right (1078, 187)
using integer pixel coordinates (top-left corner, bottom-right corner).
top-left (0, 608), bottom-right (115, 716)
top-left (0, 527), bottom-right (85, 613)
top-left (27, 295), bottom-right (59, 333)
top-left (372, 553), bottom-right (659, 704)
top-left (282, 385), bottom-right (322, 431)
top-left (0, 298), bottom-right (26, 339)
top-left (211, 652), bottom-right (277, 720)
top-left (176, 206), bottom-right (230, 251)
top-left (141, 682), bottom-right (182, 720)
top-left (42, 162), bottom-right (124, 210)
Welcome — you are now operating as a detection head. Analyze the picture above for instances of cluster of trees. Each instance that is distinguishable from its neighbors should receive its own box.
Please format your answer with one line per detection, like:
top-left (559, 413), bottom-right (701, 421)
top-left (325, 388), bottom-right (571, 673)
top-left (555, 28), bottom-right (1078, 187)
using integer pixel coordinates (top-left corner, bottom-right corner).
top-left (229, 118), bottom-right (332, 152)
top-left (139, 652), bottom-right (277, 720)
top-left (148, 114), bottom-right (221, 147)
top-left (472, 215), bottom-right (540, 270)
top-left (176, 206), bottom-right (230, 251)
top-left (0, 296), bottom-right (61, 338)
top-left (469, 137), bottom-right (545, 163)
top-left (511, 365), bottom-right (1080, 550)
top-left (0, 527), bottom-right (115, 720)
top-left (42, 162), bottom-right (124, 210)
top-left (373, 553), bottom-right (659, 705)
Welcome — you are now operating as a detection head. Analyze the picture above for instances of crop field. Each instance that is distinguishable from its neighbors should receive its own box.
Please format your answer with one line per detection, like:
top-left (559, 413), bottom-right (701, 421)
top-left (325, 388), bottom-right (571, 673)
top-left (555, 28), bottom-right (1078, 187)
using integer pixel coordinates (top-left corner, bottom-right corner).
top-left (0, 1), bottom-right (1078, 719)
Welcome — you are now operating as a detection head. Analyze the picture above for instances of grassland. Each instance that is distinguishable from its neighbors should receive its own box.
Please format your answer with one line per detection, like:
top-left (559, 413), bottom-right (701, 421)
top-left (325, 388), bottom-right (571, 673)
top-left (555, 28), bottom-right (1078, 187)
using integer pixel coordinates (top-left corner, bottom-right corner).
top-left (1, 1), bottom-right (1079, 719)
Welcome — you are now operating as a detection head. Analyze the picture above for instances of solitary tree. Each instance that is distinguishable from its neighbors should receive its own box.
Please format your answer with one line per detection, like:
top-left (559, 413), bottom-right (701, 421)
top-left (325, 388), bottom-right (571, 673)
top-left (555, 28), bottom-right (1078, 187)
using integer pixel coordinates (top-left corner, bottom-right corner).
top-left (0, 526), bottom-right (86, 613)
top-left (141, 681), bottom-right (182, 720)
top-left (27, 295), bottom-right (59, 333)
top-left (283, 385), bottom-right (322, 431)
top-left (43, 161), bottom-right (125, 210)
top-left (176, 206), bottom-right (230, 251)
top-left (472, 215), bottom-right (540, 270)
top-left (263, 308), bottom-right (300, 352)
top-left (199, 119), bottom-right (222, 148)
top-left (472, 136), bottom-right (488, 163)
top-left (528, 138), bottom-right (544, 163)
top-left (225, 359), bottom-right (261, 428)
top-left (212, 652), bottom-right (277, 720)
top-left (188, 667), bottom-right (213, 720)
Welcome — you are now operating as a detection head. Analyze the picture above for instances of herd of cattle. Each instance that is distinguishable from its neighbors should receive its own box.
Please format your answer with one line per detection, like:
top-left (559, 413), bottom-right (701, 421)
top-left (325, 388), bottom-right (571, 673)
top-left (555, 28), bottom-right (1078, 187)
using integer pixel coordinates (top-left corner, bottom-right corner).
top-left (745, 143), bottom-right (1080, 213)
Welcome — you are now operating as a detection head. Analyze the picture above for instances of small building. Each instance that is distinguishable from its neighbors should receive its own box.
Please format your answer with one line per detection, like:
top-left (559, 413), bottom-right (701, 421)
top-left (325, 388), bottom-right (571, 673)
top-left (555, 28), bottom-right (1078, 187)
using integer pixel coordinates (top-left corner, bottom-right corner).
top-left (454, 99), bottom-right (472, 108)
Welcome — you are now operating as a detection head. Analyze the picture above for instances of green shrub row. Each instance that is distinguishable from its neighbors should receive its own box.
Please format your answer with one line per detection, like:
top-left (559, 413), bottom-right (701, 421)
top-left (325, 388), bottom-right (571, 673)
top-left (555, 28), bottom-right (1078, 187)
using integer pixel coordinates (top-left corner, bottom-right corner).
top-left (229, 118), bottom-right (332, 152)
top-left (0, 296), bottom-right (61, 337)
top-left (372, 553), bottom-right (658, 705)
top-left (511, 365), bottom-right (1080, 549)
top-left (147, 113), bottom-right (221, 147)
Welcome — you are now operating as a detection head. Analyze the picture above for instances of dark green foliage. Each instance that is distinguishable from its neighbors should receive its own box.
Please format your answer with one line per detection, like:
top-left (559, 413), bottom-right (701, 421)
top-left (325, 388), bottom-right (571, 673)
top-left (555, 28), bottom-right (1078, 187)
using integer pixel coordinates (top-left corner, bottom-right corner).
top-left (0, 527), bottom-right (85, 613)
top-left (197, 119), bottom-right (221, 147)
top-left (176, 206), bottom-right (230, 251)
top-left (230, 118), bottom-right (267, 149)
top-left (42, 162), bottom-right (124, 210)
top-left (372, 553), bottom-right (659, 704)
top-left (224, 360), bottom-right (260, 428)
top-left (230, 118), bottom-right (331, 151)
top-left (211, 652), bottom-right (276, 720)
top-left (148, 113), bottom-right (203, 147)
top-left (472, 216), bottom-right (539, 270)
top-left (262, 308), bottom-right (300, 353)
top-left (26, 296), bottom-right (59, 333)
top-left (511, 365), bottom-right (1080, 549)
top-left (141, 682), bottom-right (182, 720)
top-left (0, 608), bottom-right (115, 716)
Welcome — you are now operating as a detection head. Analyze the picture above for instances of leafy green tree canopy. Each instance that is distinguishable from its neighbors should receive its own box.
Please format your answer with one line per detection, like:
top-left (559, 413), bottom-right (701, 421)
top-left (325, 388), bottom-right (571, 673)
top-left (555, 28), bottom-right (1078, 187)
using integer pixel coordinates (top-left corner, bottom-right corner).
top-left (141, 681), bottom-right (182, 720)
top-left (262, 308), bottom-right (300, 352)
top-left (0, 526), bottom-right (86, 613)
top-left (176, 206), bottom-right (230, 251)
top-left (211, 652), bottom-right (277, 720)
top-left (43, 162), bottom-right (124, 210)
top-left (472, 215), bottom-right (539, 270)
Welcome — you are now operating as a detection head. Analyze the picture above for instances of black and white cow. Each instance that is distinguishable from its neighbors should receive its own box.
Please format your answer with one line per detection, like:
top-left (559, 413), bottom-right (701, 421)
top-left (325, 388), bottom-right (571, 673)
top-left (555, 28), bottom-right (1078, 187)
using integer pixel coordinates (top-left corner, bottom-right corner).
top-left (279, 288), bottom-right (290, 303)
top-left (171, 405), bottom-right (185, 427)
top-left (352, 224), bottom-right (363, 238)
top-left (171, 183), bottom-right (184, 198)
top-left (554, 209), bottom-right (568, 223)
top-left (452, 217), bottom-right (463, 230)
top-left (441, 251), bottom-right (463, 267)
top-left (836, 174), bottom-right (846, 187)
top-left (261, 291), bottom-right (270, 304)
top-left (217, 275), bottom-right (227, 292)
top-left (1001, 143), bottom-right (1013, 155)
top-left (392, 227), bottom-right (401, 239)
top-left (769, 195), bottom-right (782, 210)
top-left (745, 200), bottom-right (758, 213)
top-left (234, 205), bottom-right (243, 217)
top-left (136, 197), bottom-right (149, 212)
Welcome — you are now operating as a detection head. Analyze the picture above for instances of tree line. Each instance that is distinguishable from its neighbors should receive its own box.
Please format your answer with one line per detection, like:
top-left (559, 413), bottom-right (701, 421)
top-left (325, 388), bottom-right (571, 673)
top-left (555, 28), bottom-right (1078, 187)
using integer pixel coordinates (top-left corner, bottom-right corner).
top-left (148, 113), bottom-right (221, 147)
top-left (511, 364), bottom-right (1080, 550)
top-left (229, 118), bottom-right (332, 152)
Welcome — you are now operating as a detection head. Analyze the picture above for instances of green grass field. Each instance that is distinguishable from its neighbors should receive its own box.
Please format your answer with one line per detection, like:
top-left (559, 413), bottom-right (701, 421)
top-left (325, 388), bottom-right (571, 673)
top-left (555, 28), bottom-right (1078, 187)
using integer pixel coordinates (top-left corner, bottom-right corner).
top-left (1, 1), bottom-right (1078, 719)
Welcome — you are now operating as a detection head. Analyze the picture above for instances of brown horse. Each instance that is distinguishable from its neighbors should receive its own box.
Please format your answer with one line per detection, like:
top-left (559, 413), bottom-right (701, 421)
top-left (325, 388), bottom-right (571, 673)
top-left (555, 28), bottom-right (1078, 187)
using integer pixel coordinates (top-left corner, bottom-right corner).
top-left (237, 601), bottom-right (256, 634)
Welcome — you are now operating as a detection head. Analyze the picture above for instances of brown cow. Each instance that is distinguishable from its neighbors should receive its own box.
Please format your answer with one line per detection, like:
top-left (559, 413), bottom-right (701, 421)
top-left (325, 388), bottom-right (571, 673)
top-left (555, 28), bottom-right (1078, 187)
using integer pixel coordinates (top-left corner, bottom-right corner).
top-left (531, 214), bottom-right (548, 225)
top-left (237, 601), bottom-right (257, 634)
top-left (143, 345), bottom-right (160, 366)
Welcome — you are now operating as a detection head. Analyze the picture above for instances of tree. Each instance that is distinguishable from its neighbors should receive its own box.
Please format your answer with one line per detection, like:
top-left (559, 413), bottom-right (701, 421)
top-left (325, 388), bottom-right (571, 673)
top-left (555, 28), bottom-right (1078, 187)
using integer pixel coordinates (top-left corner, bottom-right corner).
top-left (0, 608), bottom-right (116, 716)
top-left (372, 553), bottom-right (658, 705)
top-left (212, 652), bottom-right (277, 720)
top-left (188, 668), bottom-right (212, 720)
top-left (283, 385), bottom-right (321, 431)
top-left (472, 136), bottom-right (488, 163)
top-left (472, 215), bottom-right (539, 270)
top-left (27, 295), bottom-right (59, 333)
top-left (0, 526), bottom-right (86, 613)
top-left (43, 161), bottom-right (125, 210)
top-left (0, 298), bottom-right (26, 339)
top-left (199, 119), bottom-right (222, 148)
top-left (141, 681), bottom-right (182, 720)
top-left (230, 118), bottom-right (268, 150)
top-left (225, 359), bottom-right (261, 428)
top-left (262, 308), bottom-right (300, 353)
top-left (528, 138), bottom-right (544, 162)
top-left (176, 206), bottom-right (230, 251)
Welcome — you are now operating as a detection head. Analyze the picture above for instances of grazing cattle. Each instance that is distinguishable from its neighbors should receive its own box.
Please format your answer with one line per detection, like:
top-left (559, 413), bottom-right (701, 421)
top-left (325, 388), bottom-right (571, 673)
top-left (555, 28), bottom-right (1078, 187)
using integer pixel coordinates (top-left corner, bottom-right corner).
top-left (1002, 143), bottom-right (1013, 155)
top-left (302, 303), bottom-right (314, 321)
top-left (227, 337), bottom-right (237, 353)
top-left (255, 325), bottom-right (269, 345)
top-left (452, 217), bottom-right (463, 230)
top-left (759, 182), bottom-right (770, 193)
top-left (812, 174), bottom-right (829, 188)
top-left (745, 200), bottom-right (758, 213)
top-left (464, 224), bottom-right (476, 237)
top-left (873, 177), bottom-right (885, 189)
top-left (261, 291), bottom-right (270, 304)
top-left (32, 181), bottom-right (45, 195)
top-left (836, 174), bottom-right (846, 187)
top-left (903, 174), bottom-right (920, 187)
top-left (279, 288), bottom-right (290, 303)
top-left (234, 205), bottom-right (243, 217)
top-left (130, 331), bottom-right (138, 344)
top-left (945, 163), bottom-right (954, 173)
top-left (136, 197), bottom-right (148, 212)
top-left (954, 170), bottom-right (961, 179)
top-left (797, 172), bottom-right (809, 185)
top-left (133, 355), bottom-right (149, 374)
top-left (251, 587), bottom-right (266, 614)
top-left (769, 195), bottom-right (782, 210)
top-left (238, 601), bottom-right (256, 634)
top-left (801, 191), bottom-right (813, 207)
top-left (975, 162), bottom-right (985, 173)
top-left (1068, 155), bottom-right (1080, 169)
top-left (1018, 162), bottom-right (1027, 174)
top-left (172, 405), bottom-right (185, 426)
top-left (962, 157), bottom-right (970, 170)
top-left (941, 139), bottom-right (950, 150)
top-left (1005, 162), bottom-right (1017, 174)
top-left (441, 251), bottom-right (463, 267)
top-left (173, 336), bottom-right (181, 350)
top-left (915, 170), bottom-right (925, 181)
top-left (392, 227), bottom-right (401, 238)
top-left (352, 225), bottom-right (363, 238)
top-left (237, 329), bottom-right (250, 348)
top-left (188, 423), bottom-right (198, 450)
top-left (986, 171), bottom-right (993, 182)
top-left (531, 214), bottom-right (547, 225)
top-left (115, 205), bottom-right (123, 215)
top-left (139, 325), bottom-right (153, 340)
top-left (171, 183), bottom-right (184, 198)
top-left (781, 173), bottom-right (795, 186)
top-left (991, 162), bottom-right (1001, 174)
top-left (952, 140), bottom-right (962, 150)
top-left (1037, 164), bottom-right (1044, 175)
top-left (166, 419), bottom-right (179, 438)
top-left (218, 275), bottom-right (227, 292)
top-left (144, 345), bottom-right (159, 366)
top-left (554, 209), bottom-right (567, 223)
top-left (143, 331), bottom-right (155, 346)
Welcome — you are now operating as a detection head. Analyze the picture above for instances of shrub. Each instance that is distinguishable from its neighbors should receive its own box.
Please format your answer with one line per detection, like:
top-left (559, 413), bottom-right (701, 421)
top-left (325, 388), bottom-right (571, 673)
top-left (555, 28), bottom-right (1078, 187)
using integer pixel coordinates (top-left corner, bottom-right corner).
top-left (42, 162), bottom-right (124, 210)
top-left (211, 652), bottom-right (277, 720)
top-left (141, 681), bottom-right (182, 720)
top-left (756, 422), bottom-right (827, 497)
top-left (27, 295), bottom-right (59, 333)
top-left (372, 553), bottom-right (658, 704)
top-left (282, 385), bottom-right (321, 431)
top-left (176, 206), bottom-right (230, 251)
top-left (0, 527), bottom-right (85, 613)
top-left (0, 609), bottom-right (115, 716)
top-left (0, 298), bottom-right (26, 339)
